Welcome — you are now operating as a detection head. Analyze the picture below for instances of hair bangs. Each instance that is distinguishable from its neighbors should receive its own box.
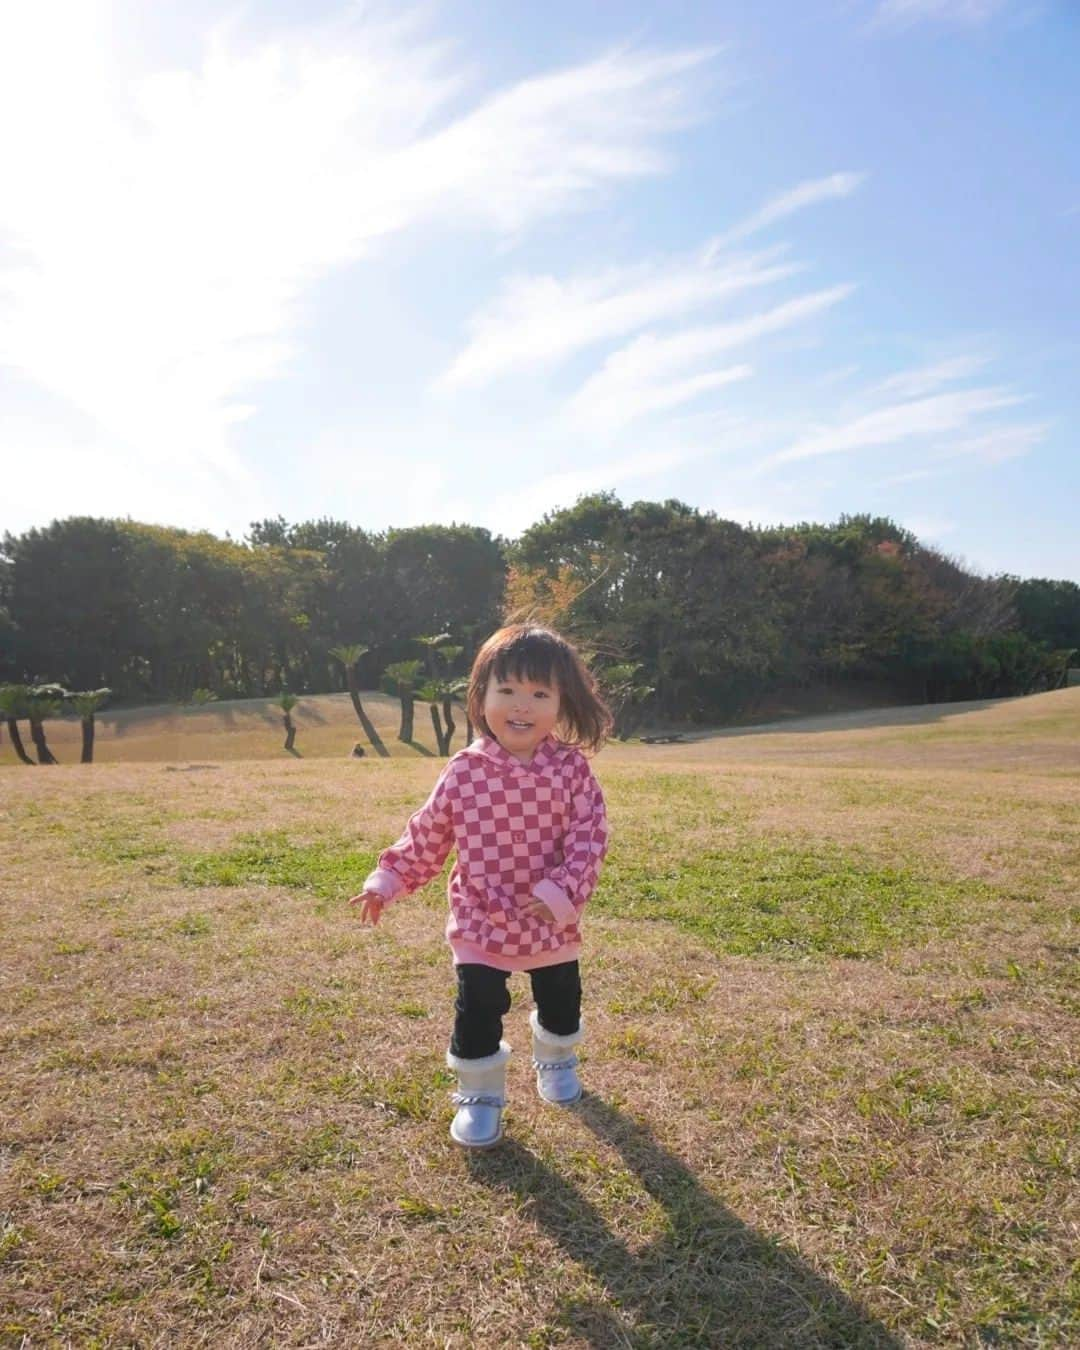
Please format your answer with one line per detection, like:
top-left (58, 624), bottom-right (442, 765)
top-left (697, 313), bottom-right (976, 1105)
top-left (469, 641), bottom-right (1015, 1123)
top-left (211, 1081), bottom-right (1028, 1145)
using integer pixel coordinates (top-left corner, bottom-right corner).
top-left (490, 632), bottom-right (563, 690)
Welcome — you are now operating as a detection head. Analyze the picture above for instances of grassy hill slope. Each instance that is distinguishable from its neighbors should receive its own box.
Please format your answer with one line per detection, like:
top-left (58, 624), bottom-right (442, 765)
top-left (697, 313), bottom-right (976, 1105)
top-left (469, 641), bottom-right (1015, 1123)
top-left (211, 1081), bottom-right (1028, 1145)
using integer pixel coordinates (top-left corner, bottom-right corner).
top-left (1, 690), bottom-right (1077, 1343)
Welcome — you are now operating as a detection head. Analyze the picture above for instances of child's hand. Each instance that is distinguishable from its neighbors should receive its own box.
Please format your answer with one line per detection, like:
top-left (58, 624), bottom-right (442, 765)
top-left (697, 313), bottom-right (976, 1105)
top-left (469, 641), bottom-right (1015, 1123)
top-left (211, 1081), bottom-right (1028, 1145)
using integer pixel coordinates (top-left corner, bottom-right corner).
top-left (522, 898), bottom-right (556, 924)
top-left (349, 891), bottom-right (385, 926)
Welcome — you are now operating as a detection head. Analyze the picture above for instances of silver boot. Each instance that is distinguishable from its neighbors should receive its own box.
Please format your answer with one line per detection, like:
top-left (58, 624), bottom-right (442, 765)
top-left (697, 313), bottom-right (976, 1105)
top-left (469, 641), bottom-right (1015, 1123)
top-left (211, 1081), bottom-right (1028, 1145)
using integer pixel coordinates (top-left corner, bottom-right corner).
top-left (530, 1010), bottom-right (583, 1106)
top-left (446, 1041), bottom-right (511, 1148)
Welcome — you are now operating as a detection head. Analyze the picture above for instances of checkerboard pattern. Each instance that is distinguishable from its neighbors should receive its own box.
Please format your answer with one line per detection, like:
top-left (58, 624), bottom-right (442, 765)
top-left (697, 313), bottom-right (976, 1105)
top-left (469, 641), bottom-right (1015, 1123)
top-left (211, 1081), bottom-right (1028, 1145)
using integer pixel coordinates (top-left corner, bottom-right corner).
top-left (369, 736), bottom-right (608, 962)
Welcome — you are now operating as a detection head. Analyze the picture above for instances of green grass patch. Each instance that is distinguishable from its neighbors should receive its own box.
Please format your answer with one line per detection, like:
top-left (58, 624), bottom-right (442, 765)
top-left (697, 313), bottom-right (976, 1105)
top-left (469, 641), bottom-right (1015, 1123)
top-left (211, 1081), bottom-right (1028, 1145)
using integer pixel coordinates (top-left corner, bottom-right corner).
top-left (597, 839), bottom-right (992, 959)
top-left (179, 830), bottom-right (374, 902)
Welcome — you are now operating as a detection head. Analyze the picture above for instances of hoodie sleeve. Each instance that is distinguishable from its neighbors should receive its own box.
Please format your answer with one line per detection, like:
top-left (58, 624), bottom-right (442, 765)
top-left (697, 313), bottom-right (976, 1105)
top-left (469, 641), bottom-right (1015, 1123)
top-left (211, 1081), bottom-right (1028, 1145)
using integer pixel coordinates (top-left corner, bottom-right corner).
top-left (530, 755), bottom-right (609, 929)
top-left (362, 765), bottom-right (456, 904)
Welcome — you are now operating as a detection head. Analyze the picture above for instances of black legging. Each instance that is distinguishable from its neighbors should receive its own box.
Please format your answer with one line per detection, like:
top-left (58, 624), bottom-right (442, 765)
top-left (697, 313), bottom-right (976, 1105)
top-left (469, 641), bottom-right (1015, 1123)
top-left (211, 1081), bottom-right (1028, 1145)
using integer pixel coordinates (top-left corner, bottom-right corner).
top-left (450, 960), bottom-right (582, 1059)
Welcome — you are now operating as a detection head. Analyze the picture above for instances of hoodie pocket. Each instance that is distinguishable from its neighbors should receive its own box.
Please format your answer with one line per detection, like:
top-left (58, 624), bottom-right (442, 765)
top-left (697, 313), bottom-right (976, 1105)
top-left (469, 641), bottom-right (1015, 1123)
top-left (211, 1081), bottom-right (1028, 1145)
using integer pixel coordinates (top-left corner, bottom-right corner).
top-left (480, 888), bottom-right (557, 949)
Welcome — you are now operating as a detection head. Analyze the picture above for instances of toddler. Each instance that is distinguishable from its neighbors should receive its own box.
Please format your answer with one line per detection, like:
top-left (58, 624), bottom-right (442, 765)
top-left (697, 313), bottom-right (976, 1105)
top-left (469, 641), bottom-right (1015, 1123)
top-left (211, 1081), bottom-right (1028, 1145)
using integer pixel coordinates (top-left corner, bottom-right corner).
top-left (351, 624), bottom-right (611, 1148)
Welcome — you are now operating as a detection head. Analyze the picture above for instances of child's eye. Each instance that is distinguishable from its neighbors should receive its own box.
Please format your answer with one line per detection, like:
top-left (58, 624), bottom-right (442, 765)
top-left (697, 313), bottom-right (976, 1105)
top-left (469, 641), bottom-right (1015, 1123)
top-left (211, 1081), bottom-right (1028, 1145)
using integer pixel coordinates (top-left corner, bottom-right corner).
top-left (535, 691), bottom-right (550, 699)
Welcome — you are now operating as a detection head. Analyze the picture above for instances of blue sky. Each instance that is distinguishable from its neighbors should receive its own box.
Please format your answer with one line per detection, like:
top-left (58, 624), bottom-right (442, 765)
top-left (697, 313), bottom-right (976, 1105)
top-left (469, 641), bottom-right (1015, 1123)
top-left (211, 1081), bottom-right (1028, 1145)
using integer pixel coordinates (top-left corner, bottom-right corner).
top-left (1, 0), bottom-right (1077, 579)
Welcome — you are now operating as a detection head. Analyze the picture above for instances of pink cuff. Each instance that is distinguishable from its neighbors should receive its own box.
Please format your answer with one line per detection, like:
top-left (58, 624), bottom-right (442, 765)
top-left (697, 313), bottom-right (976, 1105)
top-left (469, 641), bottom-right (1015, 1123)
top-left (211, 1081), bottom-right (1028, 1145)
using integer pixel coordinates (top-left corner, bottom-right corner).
top-left (531, 878), bottom-right (577, 928)
top-left (363, 868), bottom-right (405, 902)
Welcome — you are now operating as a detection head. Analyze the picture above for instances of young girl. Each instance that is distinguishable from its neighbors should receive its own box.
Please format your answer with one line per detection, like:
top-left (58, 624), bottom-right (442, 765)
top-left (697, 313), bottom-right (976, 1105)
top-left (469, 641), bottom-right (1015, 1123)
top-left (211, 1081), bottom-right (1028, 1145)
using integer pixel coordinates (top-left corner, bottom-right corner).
top-left (350, 624), bottom-right (611, 1149)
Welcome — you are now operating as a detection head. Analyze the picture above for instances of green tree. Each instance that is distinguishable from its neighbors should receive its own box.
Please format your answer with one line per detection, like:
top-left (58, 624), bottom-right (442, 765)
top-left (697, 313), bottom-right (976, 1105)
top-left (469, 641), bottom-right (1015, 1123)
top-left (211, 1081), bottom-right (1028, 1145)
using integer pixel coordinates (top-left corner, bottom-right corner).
top-left (27, 683), bottom-right (66, 764)
top-left (598, 662), bottom-right (654, 740)
top-left (330, 644), bottom-right (389, 757)
top-left (278, 691), bottom-right (299, 754)
top-left (0, 684), bottom-right (35, 765)
top-left (383, 525), bottom-right (506, 639)
top-left (418, 676), bottom-right (462, 755)
top-left (3, 519), bottom-right (133, 693)
top-left (382, 660), bottom-right (424, 742)
top-left (68, 687), bottom-right (110, 764)
top-left (415, 634), bottom-right (467, 754)
top-left (1011, 577), bottom-right (1080, 659)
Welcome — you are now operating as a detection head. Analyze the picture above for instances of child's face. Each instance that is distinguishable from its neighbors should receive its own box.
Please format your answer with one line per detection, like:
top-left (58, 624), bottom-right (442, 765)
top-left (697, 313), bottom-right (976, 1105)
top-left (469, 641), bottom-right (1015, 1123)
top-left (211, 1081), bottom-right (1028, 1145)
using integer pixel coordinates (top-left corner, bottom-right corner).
top-left (483, 670), bottom-right (561, 762)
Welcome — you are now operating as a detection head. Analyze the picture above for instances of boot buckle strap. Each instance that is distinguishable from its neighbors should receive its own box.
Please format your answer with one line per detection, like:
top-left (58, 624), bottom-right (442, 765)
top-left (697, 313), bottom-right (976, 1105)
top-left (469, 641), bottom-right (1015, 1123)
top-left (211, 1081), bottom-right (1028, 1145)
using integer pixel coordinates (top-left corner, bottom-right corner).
top-left (532, 1055), bottom-right (579, 1073)
top-left (451, 1092), bottom-right (504, 1108)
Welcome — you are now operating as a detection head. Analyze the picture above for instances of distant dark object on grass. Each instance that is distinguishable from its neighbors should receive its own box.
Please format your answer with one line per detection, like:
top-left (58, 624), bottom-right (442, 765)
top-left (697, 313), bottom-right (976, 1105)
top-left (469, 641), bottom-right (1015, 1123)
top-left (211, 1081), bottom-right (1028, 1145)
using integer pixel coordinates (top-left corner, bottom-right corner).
top-left (641, 734), bottom-right (685, 744)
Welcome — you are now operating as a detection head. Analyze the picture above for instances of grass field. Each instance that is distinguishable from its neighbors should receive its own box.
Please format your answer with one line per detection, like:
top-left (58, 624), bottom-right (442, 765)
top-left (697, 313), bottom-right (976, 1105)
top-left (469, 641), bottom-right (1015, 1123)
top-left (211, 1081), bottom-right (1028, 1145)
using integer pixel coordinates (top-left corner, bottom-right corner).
top-left (1, 689), bottom-right (1077, 1346)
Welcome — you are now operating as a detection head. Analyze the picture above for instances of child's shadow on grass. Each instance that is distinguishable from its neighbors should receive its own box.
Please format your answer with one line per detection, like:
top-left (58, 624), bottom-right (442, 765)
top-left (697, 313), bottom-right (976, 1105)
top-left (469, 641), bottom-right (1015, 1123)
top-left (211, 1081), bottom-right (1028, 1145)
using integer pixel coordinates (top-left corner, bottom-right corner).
top-left (468, 1091), bottom-right (902, 1349)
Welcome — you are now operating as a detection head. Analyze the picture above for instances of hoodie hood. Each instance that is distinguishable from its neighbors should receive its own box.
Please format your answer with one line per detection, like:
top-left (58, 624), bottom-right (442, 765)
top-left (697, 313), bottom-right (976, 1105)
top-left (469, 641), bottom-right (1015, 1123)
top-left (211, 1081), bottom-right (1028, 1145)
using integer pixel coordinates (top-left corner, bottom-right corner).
top-left (464, 733), bottom-right (571, 773)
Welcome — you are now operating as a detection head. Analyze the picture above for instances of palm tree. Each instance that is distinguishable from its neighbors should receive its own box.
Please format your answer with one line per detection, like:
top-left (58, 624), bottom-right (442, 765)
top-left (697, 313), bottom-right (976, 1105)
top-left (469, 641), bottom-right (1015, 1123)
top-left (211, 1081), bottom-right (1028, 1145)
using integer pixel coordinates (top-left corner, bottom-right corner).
top-left (277, 691), bottom-right (299, 754)
top-left (28, 684), bottom-right (65, 764)
top-left (0, 685), bottom-right (35, 765)
top-left (382, 659), bottom-right (424, 742)
top-left (68, 688), bottom-right (111, 764)
top-left (415, 635), bottom-right (465, 755)
top-left (418, 677), bottom-right (457, 755)
top-left (449, 675), bottom-right (473, 745)
top-left (329, 644), bottom-right (389, 757)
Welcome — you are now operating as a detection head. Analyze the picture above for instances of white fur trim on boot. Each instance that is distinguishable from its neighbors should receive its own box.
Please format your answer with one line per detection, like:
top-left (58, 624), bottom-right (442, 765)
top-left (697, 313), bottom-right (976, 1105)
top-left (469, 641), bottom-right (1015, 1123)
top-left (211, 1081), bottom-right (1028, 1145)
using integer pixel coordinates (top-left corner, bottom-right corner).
top-left (446, 1041), bottom-right (511, 1148)
top-left (530, 1010), bottom-right (583, 1106)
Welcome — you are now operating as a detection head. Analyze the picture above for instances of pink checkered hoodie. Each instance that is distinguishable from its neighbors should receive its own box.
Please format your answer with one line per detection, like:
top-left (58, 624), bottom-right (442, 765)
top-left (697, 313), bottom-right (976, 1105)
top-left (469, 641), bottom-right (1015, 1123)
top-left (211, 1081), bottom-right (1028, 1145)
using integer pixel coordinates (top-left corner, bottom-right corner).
top-left (362, 734), bottom-right (608, 971)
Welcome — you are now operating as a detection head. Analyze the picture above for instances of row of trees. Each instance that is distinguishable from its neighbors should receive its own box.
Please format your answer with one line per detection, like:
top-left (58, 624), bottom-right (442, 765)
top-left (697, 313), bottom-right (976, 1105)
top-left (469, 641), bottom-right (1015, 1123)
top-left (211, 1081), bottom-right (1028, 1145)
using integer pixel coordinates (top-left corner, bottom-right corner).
top-left (509, 496), bottom-right (1078, 719)
top-left (0, 684), bottom-right (110, 764)
top-left (0, 516), bottom-right (504, 704)
top-left (2, 500), bottom-right (1077, 749)
top-left (0, 636), bottom-right (475, 765)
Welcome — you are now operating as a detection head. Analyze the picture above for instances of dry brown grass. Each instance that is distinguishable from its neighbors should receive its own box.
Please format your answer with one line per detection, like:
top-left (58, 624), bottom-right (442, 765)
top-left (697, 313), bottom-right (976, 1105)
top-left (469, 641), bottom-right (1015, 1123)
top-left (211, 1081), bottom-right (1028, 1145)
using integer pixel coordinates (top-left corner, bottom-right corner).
top-left (1, 690), bottom-right (1077, 1346)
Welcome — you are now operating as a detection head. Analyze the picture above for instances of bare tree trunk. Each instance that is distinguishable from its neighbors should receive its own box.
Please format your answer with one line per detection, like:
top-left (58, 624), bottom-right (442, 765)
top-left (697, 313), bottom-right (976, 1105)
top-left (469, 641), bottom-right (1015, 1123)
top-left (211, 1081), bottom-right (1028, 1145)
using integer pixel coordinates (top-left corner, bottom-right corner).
top-left (442, 697), bottom-right (455, 753)
top-left (81, 716), bottom-right (95, 764)
top-left (398, 693), bottom-right (415, 742)
top-left (29, 718), bottom-right (58, 764)
top-left (283, 712), bottom-right (296, 752)
top-left (346, 673), bottom-right (389, 757)
top-left (6, 719), bottom-right (34, 765)
top-left (429, 704), bottom-right (451, 756)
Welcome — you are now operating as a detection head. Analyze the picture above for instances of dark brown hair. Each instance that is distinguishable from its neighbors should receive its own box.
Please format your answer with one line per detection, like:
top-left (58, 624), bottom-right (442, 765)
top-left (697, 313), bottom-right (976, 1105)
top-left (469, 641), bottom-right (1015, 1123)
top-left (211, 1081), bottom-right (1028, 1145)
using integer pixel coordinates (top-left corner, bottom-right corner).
top-left (467, 625), bottom-right (612, 753)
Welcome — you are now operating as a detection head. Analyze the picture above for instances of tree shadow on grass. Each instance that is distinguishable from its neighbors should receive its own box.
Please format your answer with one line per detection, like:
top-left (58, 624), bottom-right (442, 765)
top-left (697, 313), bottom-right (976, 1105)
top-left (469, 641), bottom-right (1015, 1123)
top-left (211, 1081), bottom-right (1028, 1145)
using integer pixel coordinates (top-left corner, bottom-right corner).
top-left (468, 1091), bottom-right (902, 1349)
top-left (403, 739), bottom-right (436, 758)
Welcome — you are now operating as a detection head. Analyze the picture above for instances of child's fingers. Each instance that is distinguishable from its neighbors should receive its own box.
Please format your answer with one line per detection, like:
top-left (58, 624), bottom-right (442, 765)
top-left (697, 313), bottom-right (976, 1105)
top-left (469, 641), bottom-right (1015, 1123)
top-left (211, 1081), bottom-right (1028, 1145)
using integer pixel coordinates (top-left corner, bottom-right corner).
top-left (347, 892), bottom-right (383, 924)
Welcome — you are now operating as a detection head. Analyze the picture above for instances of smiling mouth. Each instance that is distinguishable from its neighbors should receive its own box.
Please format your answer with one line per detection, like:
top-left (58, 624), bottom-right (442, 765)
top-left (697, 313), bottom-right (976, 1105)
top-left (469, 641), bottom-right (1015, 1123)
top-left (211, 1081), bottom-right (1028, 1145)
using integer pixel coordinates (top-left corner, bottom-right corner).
top-left (507, 720), bottom-right (533, 730)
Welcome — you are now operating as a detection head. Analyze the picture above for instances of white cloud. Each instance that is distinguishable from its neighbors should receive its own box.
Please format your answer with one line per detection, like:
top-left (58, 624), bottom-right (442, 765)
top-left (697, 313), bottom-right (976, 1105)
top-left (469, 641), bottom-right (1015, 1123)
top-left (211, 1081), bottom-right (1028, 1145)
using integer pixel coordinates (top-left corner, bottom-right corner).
top-left (871, 0), bottom-right (1007, 28)
top-left (0, 4), bottom-right (713, 500)
top-left (816, 364), bottom-right (861, 387)
top-left (768, 386), bottom-right (1025, 465)
top-left (871, 419), bottom-right (1046, 489)
top-left (901, 514), bottom-right (957, 540)
top-left (481, 445), bottom-right (701, 538)
top-left (410, 46), bottom-right (717, 233)
top-left (567, 285), bottom-right (854, 436)
top-left (936, 421), bottom-right (1049, 463)
top-left (877, 467), bottom-right (942, 486)
top-left (435, 246), bottom-right (798, 391)
top-left (704, 172), bottom-right (865, 255)
top-left (865, 354), bottom-right (990, 400)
